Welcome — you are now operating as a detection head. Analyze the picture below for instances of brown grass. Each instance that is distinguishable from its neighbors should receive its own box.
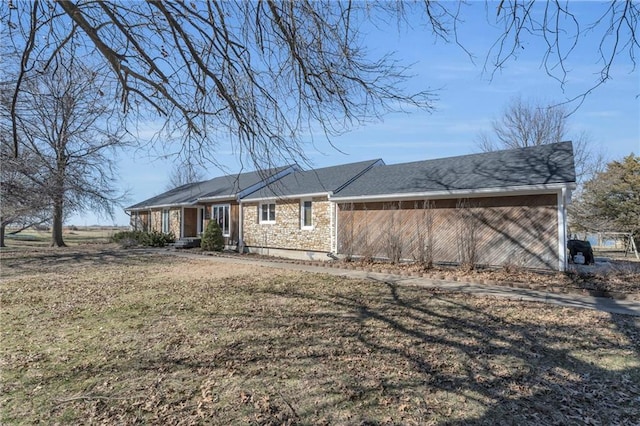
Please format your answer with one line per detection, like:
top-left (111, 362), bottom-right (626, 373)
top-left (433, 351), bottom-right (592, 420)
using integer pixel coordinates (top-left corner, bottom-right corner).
top-left (1, 246), bottom-right (639, 425)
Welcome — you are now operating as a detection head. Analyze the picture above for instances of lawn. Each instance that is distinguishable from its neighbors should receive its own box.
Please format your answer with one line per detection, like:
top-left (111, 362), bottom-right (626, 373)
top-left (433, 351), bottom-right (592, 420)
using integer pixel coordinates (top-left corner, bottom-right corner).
top-left (1, 246), bottom-right (639, 425)
top-left (2, 226), bottom-right (122, 248)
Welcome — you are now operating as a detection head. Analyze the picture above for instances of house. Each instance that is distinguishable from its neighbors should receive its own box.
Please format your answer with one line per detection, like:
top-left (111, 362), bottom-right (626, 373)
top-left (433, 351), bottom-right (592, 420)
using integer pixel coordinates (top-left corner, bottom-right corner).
top-left (239, 159), bottom-right (383, 260)
top-left (125, 166), bottom-right (296, 246)
top-left (331, 141), bottom-right (576, 270)
top-left (126, 142), bottom-right (576, 270)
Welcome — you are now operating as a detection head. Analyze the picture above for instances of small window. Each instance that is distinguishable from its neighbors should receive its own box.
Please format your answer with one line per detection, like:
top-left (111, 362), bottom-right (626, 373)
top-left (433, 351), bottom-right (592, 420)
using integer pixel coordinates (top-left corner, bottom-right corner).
top-left (161, 209), bottom-right (170, 234)
top-left (212, 204), bottom-right (230, 237)
top-left (301, 200), bottom-right (313, 229)
top-left (260, 202), bottom-right (276, 223)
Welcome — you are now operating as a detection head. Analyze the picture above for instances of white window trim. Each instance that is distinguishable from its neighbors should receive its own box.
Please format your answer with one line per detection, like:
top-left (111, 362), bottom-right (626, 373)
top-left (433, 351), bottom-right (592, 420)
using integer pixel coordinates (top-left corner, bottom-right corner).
top-left (259, 201), bottom-right (276, 224)
top-left (197, 207), bottom-right (204, 235)
top-left (161, 208), bottom-right (170, 234)
top-left (212, 204), bottom-right (231, 237)
top-left (300, 199), bottom-right (313, 230)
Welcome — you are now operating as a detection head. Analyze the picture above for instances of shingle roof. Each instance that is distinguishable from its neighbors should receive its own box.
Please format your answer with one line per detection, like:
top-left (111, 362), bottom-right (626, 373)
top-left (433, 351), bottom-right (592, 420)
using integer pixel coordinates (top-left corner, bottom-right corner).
top-left (242, 159), bottom-right (383, 200)
top-left (125, 166), bottom-right (293, 210)
top-left (332, 141), bottom-right (576, 199)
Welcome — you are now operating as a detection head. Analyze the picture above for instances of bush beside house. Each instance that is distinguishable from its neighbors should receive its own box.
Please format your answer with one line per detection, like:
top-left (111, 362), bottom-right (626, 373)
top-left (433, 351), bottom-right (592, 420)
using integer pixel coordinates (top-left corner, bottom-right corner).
top-left (201, 220), bottom-right (224, 252)
top-left (112, 230), bottom-right (175, 247)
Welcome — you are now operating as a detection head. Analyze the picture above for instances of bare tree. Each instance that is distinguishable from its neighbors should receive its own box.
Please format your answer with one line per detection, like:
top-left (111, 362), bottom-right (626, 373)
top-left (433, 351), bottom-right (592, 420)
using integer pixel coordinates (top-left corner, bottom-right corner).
top-left (4, 53), bottom-right (129, 247)
top-left (477, 96), bottom-right (567, 151)
top-left (456, 199), bottom-right (479, 271)
top-left (0, 137), bottom-right (50, 247)
top-left (164, 162), bottom-right (206, 191)
top-left (486, 1), bottom-right (639, 109)
top-left (2, 1), bottom-right (636, 168)
top-left (476, 96), bottom-right (603, 184)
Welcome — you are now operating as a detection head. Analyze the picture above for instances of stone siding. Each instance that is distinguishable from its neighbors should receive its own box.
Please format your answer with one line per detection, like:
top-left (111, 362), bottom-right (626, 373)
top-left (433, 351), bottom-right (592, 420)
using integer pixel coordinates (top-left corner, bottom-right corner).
top-left (150, 208), bottom-right (181, 237)
top-left (130, 211), bottom-right (150, 231)
top-left (242, 197), bottom-right (332, 252)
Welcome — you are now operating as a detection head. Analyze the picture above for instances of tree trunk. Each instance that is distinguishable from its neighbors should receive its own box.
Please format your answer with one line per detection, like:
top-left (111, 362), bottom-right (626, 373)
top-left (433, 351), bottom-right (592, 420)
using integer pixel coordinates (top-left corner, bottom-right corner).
top-left (51, 197), bottom-right (66, 247)
top-left (0, 223), bottom-right (6, 248)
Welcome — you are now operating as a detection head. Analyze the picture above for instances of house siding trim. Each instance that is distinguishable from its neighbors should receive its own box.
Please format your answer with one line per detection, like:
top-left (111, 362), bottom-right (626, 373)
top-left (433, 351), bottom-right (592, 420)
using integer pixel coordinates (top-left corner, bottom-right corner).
top-left (242, 191), bottom-right (330, 203)
top-left (126, 202), bottom-right (196, 212)
top-left (331, 183), bottom-right (576, 203)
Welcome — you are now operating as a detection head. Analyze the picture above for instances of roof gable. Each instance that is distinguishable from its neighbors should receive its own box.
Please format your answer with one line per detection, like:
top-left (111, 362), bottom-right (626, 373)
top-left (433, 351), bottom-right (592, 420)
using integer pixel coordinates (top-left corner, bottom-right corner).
top-left (126, 165), bottom-right (294, 210)
top-left (333, 142), bottom-right (576, 199)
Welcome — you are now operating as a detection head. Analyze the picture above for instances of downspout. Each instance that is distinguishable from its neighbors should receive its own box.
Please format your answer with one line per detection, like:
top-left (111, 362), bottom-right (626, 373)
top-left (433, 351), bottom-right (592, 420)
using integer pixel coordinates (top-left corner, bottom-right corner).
top-left (557, 188), bottom-right (568, 271)
top-left (238, 199), bottom-right (244, 253)
top-left (331, 199), bottom-right (338, 254)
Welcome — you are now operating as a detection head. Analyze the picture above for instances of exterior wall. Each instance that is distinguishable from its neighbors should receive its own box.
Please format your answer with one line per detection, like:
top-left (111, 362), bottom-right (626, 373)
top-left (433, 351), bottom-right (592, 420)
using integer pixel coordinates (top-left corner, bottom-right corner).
top-left (242, 197), bottom-right (332, 253)
top-left (337, 194), bottom-right (560, 270)
top-left (150, 210), bottom-right (161, 233)
top-left (129, 211), bottom-right (150, 231)
top-left (150, 208), bottom-right (181, 237)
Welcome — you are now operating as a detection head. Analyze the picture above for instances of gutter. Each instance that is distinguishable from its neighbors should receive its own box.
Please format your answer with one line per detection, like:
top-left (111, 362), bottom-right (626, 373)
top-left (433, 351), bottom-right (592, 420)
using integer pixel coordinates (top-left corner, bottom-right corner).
top-left (242, 191), bottom-right (330, 203)
top-left (330, 182), bottom-right (577, 203)
top-left (125, 201), bottom-right (199, 212)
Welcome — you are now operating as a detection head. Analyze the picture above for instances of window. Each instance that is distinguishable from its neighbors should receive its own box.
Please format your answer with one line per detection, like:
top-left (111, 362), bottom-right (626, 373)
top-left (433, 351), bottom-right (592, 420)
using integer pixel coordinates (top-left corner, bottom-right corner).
top-left (260, 202), bottom-right (276, 223)
top-left (212, 204), bottom-right (230, 236)
top-left (161, 209), bottom-right (170, 234)
top-left (301, 200), bottom-right (313, 229)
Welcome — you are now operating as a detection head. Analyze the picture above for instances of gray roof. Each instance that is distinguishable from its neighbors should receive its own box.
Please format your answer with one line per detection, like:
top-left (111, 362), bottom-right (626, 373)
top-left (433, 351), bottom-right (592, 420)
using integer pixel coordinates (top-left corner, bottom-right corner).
top-left (242, 159), bottom-right (383, 200)
top-left (126, 166), bottom-right (293, 210)
top-left (333, 142), bottom-right (576, 199)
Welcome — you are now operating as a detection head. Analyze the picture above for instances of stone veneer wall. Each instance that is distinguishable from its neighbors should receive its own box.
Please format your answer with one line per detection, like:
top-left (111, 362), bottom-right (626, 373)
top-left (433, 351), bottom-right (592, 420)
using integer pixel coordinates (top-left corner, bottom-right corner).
top-left (150, 208), bottom-right (181, 237)
top-left (242, 197), bottom-right (332, 252)
top-left (129, 211), bottom-right (150, 231)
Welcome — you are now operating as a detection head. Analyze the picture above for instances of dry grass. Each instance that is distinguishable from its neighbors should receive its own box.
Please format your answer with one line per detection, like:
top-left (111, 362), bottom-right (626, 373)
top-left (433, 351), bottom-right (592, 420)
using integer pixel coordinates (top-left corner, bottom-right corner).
top-left (1, 246), bottom-right (639, 425)
top-left (3, 226), bottom-right (122, 248)
top-left (343, 258), bottom-right (640, 295)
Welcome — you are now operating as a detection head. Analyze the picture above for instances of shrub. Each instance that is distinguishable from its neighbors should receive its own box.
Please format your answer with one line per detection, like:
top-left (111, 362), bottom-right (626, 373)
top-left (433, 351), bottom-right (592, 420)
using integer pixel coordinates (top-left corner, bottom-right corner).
top-left (111, 230), bottom-right (145, 245)
top-left (111, 230), bottom-right (174, 247)
top-left (201, 220), bottom-right (225, 252)
top-left (148, 230), bottom-right (175, 247)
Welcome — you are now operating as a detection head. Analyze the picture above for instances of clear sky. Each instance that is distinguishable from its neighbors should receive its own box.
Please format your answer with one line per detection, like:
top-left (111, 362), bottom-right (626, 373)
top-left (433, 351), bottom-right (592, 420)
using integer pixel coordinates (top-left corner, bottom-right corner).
top-left (68, 1), bottom-right (639, 227)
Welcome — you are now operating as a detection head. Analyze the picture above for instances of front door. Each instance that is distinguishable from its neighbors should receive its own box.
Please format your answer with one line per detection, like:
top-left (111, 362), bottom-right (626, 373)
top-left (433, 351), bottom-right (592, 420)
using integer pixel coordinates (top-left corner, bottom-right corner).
top-left (182, 208), bottom-right (198, 238)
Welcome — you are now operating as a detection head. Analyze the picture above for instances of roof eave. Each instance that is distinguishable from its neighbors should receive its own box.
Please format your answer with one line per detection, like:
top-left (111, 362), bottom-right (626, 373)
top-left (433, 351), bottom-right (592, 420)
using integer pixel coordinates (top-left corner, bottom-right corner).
top-left (196, 195), bottom-right (236, 203)
top-left (124, 201), bottom-right (198, 211)
top-left (330, 182), bottom-right (576, 203)
top-left (242, 191), bottom-right (330, 202)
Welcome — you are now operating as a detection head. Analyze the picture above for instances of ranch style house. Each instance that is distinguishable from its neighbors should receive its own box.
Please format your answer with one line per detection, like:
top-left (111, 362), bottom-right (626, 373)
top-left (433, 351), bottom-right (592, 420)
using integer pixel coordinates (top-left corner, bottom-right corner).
top-left (125, 141), bottom-right (576, 270)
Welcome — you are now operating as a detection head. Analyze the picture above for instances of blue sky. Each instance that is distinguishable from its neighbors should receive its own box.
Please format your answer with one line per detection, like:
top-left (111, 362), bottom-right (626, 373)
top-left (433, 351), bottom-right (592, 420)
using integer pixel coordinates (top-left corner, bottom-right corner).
top-left (68, 2), bottom-right (639, 226)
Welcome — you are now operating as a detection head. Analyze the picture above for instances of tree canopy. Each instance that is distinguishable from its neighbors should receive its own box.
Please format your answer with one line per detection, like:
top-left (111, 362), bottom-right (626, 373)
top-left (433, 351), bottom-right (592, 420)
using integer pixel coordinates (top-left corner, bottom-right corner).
top-left (1, 52), bottom-right (129, 246)
top-left (570, 154), bottom-right (640, 236)
top-left (2, 1), bottom-right (638, 170)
